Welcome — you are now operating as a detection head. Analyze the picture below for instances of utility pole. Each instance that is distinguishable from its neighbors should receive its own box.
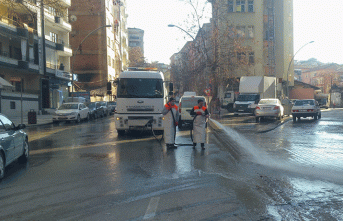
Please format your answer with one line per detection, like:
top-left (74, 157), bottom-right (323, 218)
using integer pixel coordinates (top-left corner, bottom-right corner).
top-left (39, 0), bottom-right (47, 111)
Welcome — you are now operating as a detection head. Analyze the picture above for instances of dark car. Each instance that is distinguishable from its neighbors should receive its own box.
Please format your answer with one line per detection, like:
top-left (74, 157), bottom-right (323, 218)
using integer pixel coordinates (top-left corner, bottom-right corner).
top-left (99, 101), bottom-right (110, 117)
top-left (86, 102), bottom-right (104, 119)
top-left (107, 101), bottom-right (116, 114)
top-left (0, 114), bottom-right (29, 180)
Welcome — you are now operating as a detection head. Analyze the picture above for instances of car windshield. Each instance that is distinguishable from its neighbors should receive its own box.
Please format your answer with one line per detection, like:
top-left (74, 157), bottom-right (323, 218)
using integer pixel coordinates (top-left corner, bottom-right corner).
top-left (99, 102), bottom-right (107, 106)
top-left (58, 104), bottom-right (78, 110)
top-left (117, 78), bottom-right (163, 98)
top-left (87, 103), bottom-right (96, 108)
top-left (294, 100), bottom-right (315, 106)
top-left (259, 99), bottom-right (277, 105)
top-left (224, 93), bottom-right (231, 98)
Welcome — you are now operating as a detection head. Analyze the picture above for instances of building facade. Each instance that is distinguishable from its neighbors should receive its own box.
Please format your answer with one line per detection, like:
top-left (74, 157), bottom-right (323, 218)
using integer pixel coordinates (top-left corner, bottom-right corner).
top-left (210, 0), bottom-right (293, 96)
top-left (69, 0), bottom-right (128, 101)
top-left (0, 0), bottom-right (72, 117)
top-left (128, 27), bottom-right (144, 56)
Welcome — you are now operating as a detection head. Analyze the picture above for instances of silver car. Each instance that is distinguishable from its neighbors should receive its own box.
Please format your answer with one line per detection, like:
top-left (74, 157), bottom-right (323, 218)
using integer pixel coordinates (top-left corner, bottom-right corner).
top-left (0, 114), bottom-right (29, 180)
top-left (255, 98), bottom-right (284, 122)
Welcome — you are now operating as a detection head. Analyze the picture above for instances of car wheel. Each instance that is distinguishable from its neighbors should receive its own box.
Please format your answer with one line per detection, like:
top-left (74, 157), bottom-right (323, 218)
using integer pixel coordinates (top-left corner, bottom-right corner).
top-left (293, 116), bottom-right (296, 122)
top-left (18, 140), bottom-right (29, 163)
top-left (0, 152), bottom-right (5, 180)
top-left (277, 115), bottom-right (282, 120)
top-left (76, 115), bottom-right (81, 123)
top-left (318, 114), bottom-right (321, 119)
top-left (255, 117), bottom-right (260, 123)
top-left (117, 130), bottom-right (125, 136)
top-left (86, 114), bottom-right (90, 121)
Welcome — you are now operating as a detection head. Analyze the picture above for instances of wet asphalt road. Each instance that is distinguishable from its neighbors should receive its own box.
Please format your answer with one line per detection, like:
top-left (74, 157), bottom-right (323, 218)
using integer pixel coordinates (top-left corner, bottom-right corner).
top-left (1, 109), bottom-right (343, 220)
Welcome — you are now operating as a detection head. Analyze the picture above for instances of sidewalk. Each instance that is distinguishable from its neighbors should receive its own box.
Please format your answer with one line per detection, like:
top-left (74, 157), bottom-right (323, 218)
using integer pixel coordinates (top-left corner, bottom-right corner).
top-left (11, 114), bottom-right (53, 127)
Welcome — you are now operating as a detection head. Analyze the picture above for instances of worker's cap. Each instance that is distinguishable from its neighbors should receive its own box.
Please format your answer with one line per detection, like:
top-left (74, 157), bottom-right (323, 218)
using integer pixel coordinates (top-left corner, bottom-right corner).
top-left (169, 97), bottom-right (176, 102)
top-left (198, 99), bottom-right (204, 104)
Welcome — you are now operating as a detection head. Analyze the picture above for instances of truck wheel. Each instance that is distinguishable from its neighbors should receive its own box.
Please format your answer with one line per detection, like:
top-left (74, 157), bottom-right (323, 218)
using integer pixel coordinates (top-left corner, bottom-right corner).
top-left (117, 130), bottom-right (125, 136)
top-left (293, 116), bottom-right (296, 122)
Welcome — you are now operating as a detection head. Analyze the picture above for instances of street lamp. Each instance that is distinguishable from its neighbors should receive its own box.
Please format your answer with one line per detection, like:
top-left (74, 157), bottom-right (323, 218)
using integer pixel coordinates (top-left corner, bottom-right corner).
top-left (286, 40), bottom-right (314, 97)
top-left (168, 24), bottom-right (195, 40)
top-left (71, 25), bottom-right (112, 97)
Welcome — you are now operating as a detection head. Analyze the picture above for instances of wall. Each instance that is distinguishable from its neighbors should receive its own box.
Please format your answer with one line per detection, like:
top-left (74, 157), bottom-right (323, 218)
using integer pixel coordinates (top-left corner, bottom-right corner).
top-left (289, 88), bottom-right (314, 99)
top-left (0, 91), bottom-right (39, 117)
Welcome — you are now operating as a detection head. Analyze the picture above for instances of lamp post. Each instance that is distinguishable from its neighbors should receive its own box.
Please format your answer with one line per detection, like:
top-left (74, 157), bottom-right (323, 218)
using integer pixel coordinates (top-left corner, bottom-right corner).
top-left (168, 24), bottom-right (195, 40)
top-left (71, 25), bottom-right (112, 98)
top-left (286, 40), bottom-right (314, 97)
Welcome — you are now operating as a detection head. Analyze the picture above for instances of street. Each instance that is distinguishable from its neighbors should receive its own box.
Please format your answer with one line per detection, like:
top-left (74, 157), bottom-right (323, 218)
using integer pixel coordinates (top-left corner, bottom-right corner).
top-left (1, 109), bottom-right (343, 220)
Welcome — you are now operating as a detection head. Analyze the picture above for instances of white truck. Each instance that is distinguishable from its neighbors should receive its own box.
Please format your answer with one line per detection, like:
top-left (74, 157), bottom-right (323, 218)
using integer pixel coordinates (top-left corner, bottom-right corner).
top-left (233, 76), bottom-right (276, 114)
top-left (114, 70), bottom-right (169, 135)
top-left (221, 91), bottom-right (235, 111)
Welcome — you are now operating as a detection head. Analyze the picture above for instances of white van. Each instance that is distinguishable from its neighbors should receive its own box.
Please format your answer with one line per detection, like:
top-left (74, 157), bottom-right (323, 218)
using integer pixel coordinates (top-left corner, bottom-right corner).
top-left (178, 95), bottom-right (206, 128)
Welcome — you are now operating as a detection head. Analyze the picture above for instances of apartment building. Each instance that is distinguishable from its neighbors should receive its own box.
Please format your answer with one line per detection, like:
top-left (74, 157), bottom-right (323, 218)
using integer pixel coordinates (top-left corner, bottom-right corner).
top-left (210, 0), bottom-right (293, 94)
top-left (69, 0), bottom-right (128, 101)
top-left (128, 27), bottom-right (144, 56)
top-left (0, 0), bottom-right (72, 117)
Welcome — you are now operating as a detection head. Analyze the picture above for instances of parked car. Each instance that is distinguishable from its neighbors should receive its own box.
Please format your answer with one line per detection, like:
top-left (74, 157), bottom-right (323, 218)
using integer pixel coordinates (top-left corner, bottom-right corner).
top-left (99, 101), bottom-right (110, 117)
top-left (291, 99), bottom-right (321, 122)
top-left (86, 102), bottom-right (103, 119)
top-left (53, 102), bottom-right (90, 123)
top-left (107, 101), bottom-right (116, 114)
top-left (255, 98), bottom-right (284, 122)
top-left (0, 114), bottom-right (28, 180)
top-left (178, 95), bottom-right (206, 129)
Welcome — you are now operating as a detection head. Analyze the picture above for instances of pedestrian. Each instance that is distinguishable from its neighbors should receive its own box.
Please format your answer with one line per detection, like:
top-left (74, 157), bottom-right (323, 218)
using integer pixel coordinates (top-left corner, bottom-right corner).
top-left (162, 97), bottom-right (179, 149)
top-left (190, 99), bottom-right (209, 150)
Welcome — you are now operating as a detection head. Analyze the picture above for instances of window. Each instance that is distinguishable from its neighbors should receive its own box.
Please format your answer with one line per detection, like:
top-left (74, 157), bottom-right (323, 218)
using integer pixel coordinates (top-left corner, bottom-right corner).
top-left (236, 0), bottom-right (245, 12)
top-left (228, 0), bottom-right (234, 12)
top-left (247, 26), bottom-right (254, 38)
top-left (10, 101), bottom-right (16, 110)
top-left (236, 26), bottom-right (246, 38)
top-left (48, 7), bottom-right (56, 15)
top-left (108, 56), bottom-right (111, 66)
top-left (237, 52), bottom-right (246, 61)
top-left (248, 0), bottom-right (254, 12)
top-left (249, 52), bottom-right (255, 64)
top-left (50, 32), bottom-right (57, 43)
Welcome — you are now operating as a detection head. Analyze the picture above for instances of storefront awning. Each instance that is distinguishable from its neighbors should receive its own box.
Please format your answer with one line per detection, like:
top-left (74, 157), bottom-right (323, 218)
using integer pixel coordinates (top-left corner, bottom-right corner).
top-left (0, 77), bottom-right (14, 89)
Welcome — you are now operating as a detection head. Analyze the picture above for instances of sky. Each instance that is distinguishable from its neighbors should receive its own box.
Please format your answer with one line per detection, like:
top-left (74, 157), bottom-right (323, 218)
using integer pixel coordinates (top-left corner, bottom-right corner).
top-left (126, 0), bottom-right (343, 65)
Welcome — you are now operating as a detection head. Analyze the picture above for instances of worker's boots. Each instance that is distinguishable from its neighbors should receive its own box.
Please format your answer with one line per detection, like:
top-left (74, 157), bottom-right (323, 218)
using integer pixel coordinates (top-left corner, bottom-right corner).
top-left (201, 143), bottom-right (205, 150)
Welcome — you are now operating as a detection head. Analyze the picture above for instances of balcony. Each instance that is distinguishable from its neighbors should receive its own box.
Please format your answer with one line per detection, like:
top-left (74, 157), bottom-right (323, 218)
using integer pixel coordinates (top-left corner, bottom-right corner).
top-left (56, 40), bottom-right (73, 57)
top-left (55, 69), bottom-right (71, 80)
top-left (44, 9), bottom-right (72, 32)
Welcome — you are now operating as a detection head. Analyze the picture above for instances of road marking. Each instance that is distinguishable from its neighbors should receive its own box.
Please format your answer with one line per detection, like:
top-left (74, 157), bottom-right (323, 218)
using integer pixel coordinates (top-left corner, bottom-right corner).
top-left (143, 197), bottom-right (160, 220)
top-left (29, 137), bottom-right (157, 155)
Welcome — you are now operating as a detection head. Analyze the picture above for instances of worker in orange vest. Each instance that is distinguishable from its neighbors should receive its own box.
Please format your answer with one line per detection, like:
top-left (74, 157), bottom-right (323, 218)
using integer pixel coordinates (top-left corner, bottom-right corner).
top-left (162, 97), bottom-right (179, 149)
top-left (190, 99), bottom-right (209, 150)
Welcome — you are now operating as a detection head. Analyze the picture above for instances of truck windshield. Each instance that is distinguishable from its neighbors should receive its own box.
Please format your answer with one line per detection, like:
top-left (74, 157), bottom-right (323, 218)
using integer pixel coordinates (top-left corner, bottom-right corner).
top-left (117, 78), bottom-right (163, 98)
top-left (237, 94), bottom-right (260, 101)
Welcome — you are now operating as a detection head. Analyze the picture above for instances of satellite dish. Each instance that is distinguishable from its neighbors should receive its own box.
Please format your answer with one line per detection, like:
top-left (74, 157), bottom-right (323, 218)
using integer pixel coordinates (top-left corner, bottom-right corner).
top-left (70, 15), bottom-right (77, 22)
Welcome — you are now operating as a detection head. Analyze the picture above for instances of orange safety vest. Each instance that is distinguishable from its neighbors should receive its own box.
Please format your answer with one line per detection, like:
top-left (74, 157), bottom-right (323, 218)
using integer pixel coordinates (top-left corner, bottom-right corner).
top-left (165, 103), bottom-right (178, 110)
top-left (194, 106), bottom-right (207, 112)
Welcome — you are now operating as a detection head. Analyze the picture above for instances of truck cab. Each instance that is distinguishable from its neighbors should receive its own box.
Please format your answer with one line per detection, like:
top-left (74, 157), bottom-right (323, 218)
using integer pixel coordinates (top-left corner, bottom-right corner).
top-left (114, 71), bottom-right (166, 135)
